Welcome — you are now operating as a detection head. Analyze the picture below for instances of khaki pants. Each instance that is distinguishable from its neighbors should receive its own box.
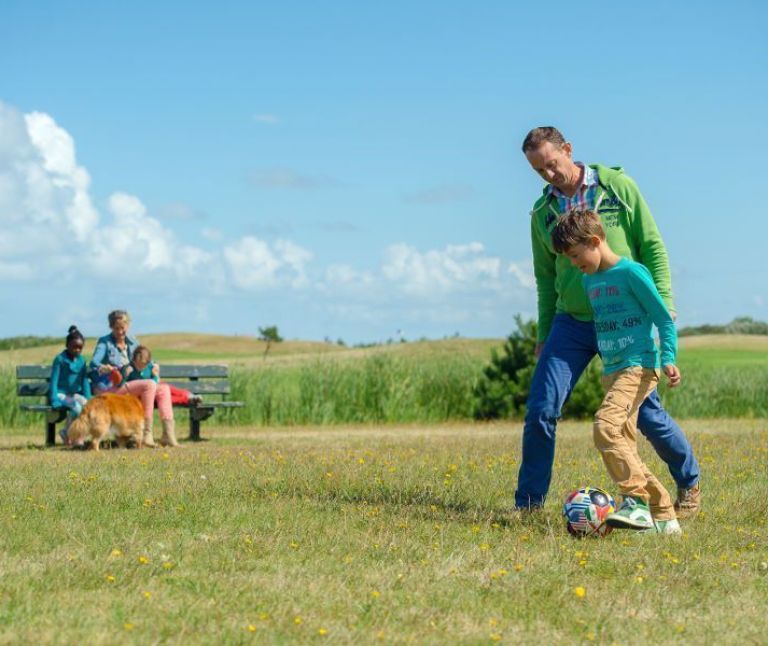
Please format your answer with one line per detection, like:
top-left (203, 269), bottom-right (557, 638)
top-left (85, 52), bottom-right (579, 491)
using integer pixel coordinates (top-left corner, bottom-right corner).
top-left (594, 368), bottom-right (675, 521)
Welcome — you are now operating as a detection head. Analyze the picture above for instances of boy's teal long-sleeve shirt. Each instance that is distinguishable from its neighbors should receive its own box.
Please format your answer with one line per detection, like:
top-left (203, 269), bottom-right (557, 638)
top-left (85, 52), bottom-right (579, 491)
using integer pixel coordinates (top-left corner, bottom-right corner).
top-left (582, 257), bottom-right (677, 375)
top-left (530, 164), bottom-right (675, 343)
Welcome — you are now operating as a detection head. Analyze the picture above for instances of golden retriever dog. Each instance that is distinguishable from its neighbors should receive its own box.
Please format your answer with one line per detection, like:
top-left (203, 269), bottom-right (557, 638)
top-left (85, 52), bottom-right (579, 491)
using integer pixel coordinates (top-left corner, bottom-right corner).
top-left (67, 393), bottom-right (144, 451)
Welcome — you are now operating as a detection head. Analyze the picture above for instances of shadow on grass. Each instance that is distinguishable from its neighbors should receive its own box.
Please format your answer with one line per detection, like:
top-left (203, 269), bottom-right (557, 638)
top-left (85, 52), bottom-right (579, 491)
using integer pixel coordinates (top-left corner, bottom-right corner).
top-left (250, 481), bottom-right (559, 533)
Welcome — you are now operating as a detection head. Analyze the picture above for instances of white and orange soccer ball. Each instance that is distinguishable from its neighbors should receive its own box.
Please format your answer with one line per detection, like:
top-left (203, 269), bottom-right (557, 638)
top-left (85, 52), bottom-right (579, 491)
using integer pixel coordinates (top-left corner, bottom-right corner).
top-left (563, 487), bottom-right (616, 538)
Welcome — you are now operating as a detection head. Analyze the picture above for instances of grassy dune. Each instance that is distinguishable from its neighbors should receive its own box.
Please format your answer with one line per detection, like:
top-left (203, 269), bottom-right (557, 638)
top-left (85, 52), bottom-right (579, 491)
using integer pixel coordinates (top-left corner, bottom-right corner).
top-left (0, 334), bottom-right (500, 367)
top-left (0, 420), bottom-right (766, 643)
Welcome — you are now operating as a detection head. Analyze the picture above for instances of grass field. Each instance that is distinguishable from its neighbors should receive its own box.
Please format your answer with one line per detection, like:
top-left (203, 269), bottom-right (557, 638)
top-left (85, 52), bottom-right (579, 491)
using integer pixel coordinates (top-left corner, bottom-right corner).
top-left (0, 420), bottom-right (766, 643)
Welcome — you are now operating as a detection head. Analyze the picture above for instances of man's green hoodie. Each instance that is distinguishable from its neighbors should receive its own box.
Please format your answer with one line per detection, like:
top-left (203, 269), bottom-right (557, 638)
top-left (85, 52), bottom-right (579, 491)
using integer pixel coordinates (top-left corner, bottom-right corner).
top-left (530, 164), bottom-right (675, 343)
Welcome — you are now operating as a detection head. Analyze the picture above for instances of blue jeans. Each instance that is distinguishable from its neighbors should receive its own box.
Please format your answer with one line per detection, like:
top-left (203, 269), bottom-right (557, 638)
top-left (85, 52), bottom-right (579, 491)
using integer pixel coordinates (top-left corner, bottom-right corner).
top-left (514, 314), bottom-right (700, 509)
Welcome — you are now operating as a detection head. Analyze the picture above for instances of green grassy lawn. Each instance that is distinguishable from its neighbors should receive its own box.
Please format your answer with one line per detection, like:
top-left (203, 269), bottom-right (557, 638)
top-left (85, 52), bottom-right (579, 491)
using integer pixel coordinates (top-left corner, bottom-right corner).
top-left (1, 420), bottom-right (766, 643)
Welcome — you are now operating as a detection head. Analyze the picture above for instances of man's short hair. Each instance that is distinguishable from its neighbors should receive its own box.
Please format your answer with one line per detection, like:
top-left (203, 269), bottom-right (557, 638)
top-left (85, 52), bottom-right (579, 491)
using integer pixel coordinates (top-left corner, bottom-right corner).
top-left (522, 126), bottom-right (566, 153)
top-left (551, 209), bottom-right (605, 254)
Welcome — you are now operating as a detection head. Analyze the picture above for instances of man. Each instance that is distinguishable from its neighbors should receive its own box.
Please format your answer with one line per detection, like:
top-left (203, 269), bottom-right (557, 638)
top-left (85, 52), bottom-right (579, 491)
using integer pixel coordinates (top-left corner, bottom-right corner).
top-left (516, 126), bottom-right (700, 518)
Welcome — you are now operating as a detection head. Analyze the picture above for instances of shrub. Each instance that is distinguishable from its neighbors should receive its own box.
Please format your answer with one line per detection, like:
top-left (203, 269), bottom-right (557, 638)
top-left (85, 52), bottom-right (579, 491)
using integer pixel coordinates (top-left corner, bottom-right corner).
top-left (472, 317), bottom-right (602, 420)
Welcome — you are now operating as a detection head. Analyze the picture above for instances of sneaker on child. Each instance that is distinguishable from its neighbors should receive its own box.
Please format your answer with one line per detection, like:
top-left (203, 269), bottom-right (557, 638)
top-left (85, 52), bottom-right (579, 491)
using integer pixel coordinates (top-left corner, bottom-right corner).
top-left (606, 496), bottom-right (654, 530)
top-left (653, 518), bottom-right (682, 535)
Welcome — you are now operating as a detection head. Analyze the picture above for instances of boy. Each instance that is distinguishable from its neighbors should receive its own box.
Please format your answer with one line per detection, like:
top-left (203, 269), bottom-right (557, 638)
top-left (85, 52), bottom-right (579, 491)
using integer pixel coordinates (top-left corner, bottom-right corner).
top-left (551, 209), bottom-right (681, 534)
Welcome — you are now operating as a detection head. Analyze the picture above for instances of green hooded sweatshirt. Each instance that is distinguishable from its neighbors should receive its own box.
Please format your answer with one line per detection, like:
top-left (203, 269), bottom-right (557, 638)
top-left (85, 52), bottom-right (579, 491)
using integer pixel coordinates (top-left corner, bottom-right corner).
top-left (530, 164), bottom-right (675, 343)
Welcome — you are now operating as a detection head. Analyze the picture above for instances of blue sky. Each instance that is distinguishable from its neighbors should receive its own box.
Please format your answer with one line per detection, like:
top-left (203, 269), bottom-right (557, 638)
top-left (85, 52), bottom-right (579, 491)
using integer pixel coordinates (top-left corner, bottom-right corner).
top-left (1, 1), bottom-right (766, 342)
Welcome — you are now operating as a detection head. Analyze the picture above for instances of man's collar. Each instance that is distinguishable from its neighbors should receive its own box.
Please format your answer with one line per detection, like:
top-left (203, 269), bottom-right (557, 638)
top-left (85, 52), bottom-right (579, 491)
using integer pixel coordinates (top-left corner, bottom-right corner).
top-left (547, 163), bottom-right (597, 197)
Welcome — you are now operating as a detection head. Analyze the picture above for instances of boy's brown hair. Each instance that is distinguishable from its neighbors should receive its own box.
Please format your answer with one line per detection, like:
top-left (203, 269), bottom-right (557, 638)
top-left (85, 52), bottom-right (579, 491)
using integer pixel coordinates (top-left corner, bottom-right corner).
top-left (132, 345), bottom-right (152, 363)
top-left (551, 209), bottom-right (606, 254)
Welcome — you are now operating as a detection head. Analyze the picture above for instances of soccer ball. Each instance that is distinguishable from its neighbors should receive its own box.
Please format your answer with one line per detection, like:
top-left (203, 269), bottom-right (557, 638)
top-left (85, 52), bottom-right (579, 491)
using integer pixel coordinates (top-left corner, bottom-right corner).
top-left (563, 487), bottom-right (616, 538)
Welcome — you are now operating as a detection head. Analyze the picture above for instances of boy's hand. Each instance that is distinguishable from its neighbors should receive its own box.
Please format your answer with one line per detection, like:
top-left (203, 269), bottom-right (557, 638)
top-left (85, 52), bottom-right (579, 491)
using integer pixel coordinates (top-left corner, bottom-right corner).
top-left (152, 364), bottom-right (160, 378)
top-left (663, 364), bottom-right (681, 388)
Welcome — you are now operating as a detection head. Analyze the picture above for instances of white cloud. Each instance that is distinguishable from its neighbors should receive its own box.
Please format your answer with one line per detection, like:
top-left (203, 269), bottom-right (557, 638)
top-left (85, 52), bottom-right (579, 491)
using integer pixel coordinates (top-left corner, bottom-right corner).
top-left (253, 113), bottom-right (280, 124)
top-left (24, 110), bottom-right (98, 241)
top-left (223, 236), bottom-right (312, 290)
top-left (321, 264), bottom-right (375, 292)
top-left (403, 182), bottom-right (475, 205)
top-left (0, 99), bottom-right (537, 339)
top-left (508, 261), bottom-right (536, 289)
top-left (382, 242), bottom-right (503, 295)
top-left (250, 168), bottom-right (340, 190)
top-left (156, 202), bottom-right (207, 221)
top-left (202, 227), bottom-right (223, 241)
top-left (0, 101), bottom-right (300, 295)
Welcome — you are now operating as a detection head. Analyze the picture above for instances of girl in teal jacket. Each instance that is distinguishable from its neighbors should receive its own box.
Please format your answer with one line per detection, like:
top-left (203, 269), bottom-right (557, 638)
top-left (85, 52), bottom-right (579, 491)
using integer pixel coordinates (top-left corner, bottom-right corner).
top-left (49, 325), bottom-right (92, 444)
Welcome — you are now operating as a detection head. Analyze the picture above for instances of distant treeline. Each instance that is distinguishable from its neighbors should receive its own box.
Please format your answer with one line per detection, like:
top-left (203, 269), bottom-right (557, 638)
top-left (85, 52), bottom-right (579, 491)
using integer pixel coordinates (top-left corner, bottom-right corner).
top-left (0, 336), bottom-right (59, 351)
top-left (0, 315), bottom-right (766, 351)
top-left (678, 316), bottom-right (768, 337)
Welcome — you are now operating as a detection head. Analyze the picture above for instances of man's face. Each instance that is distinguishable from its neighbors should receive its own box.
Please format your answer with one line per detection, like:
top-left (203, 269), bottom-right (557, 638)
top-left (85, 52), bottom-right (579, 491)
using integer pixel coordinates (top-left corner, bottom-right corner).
top-left (525, 141), bottom-right (580, 192)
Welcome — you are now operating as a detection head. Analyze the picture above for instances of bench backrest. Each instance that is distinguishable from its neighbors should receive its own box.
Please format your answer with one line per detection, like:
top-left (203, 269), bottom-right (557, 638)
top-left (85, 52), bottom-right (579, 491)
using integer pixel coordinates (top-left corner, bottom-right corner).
top-left (16, 364), bottom-right (233, 398)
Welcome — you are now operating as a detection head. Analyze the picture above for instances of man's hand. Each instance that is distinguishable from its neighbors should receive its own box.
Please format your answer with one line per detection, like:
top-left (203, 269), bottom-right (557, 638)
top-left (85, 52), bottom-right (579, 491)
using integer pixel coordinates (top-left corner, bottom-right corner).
top-left (663, 364), bottom-right (681, 388)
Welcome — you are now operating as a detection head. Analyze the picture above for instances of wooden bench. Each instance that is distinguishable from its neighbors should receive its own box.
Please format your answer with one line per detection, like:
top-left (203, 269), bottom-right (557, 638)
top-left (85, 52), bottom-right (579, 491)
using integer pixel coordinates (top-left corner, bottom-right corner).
top-left (16, 364), bottom-right (245, 445)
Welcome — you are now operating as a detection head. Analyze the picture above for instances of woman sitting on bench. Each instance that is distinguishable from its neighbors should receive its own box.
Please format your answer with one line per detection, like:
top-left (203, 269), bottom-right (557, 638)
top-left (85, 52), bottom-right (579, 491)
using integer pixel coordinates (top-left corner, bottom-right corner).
top-left (88, 309), bottom-right (181, 448)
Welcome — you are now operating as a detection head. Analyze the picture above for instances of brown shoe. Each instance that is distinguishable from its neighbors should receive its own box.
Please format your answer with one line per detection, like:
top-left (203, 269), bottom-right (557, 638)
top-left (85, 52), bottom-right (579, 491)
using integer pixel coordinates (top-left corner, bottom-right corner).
top-left (674, 483), bottom-right (700, 519)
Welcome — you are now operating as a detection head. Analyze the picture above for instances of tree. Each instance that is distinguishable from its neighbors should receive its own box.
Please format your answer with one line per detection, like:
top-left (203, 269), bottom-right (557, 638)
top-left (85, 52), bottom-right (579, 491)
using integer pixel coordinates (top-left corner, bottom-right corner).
top-left (472, 316), bottom-right (602, 420)
top-left (258, 325), bottom-right (283, 358)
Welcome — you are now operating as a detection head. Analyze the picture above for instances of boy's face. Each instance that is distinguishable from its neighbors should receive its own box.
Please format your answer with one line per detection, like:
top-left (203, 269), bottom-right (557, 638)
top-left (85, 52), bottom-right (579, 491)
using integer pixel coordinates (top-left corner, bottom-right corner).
top-left (565, 241), bottom-right (602, 274)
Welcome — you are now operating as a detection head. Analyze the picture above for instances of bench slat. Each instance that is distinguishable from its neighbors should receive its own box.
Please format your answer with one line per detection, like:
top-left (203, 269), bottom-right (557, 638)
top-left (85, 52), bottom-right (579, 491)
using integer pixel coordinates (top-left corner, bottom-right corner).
top-left (164, 381), bottom-right (231, 395)
top-left (19, 381), bottom-right (232, 397)
top-left (194, 401), bottom-right (245, 409)
top-left (18, 364), bottom-right (231, 380)
top-left (20, 404), bottom-right (55, 412)
top-left (157, 365), bottom-right (229, 378)
top-left (18, 383), bottom-right (50, 397)
top-left (21, 401), bottom-right (244, 411)
top-left (17, 365), bottom-right (52, 379)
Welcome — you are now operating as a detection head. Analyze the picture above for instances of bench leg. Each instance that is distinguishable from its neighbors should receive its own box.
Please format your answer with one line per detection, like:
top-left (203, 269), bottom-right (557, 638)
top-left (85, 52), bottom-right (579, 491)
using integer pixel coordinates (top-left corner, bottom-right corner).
top-left (189, 417), bottom-right (201, 442)
top-left (46, 422), bottom-right (56, 447)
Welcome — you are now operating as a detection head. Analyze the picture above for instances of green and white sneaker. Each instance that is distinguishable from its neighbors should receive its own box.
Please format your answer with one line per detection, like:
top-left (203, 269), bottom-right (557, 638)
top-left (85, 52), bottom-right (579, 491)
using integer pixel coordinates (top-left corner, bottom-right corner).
top-left (606, 496), bottom-right (654, 530)
top-left (652, 519), bottom-right (682, 535)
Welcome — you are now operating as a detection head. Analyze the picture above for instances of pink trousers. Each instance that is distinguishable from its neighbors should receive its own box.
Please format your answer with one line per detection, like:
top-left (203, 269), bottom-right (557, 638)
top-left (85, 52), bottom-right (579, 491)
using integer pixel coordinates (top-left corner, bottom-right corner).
top-left (97, 379), bottom-right (174, 421)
